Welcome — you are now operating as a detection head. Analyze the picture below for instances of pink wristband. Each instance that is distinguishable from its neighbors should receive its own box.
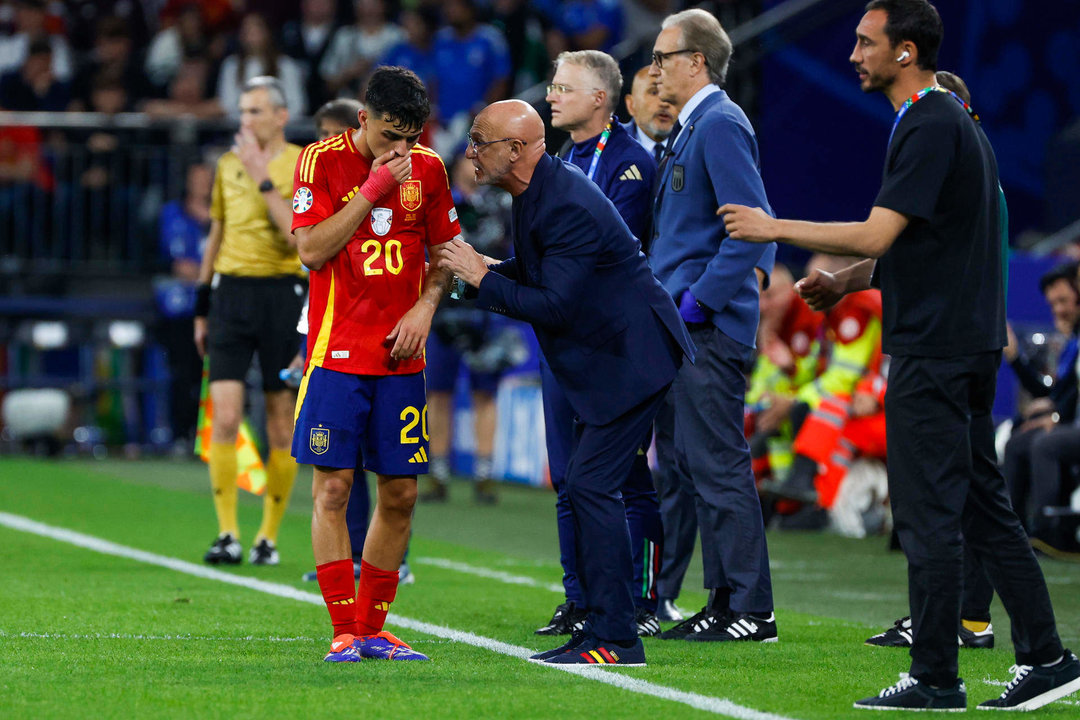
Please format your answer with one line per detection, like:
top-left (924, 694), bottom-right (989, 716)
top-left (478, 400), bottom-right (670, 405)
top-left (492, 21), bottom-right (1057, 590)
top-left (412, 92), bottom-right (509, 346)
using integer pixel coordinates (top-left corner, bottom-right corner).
top-left (359, 163), bottom-right (397, 203)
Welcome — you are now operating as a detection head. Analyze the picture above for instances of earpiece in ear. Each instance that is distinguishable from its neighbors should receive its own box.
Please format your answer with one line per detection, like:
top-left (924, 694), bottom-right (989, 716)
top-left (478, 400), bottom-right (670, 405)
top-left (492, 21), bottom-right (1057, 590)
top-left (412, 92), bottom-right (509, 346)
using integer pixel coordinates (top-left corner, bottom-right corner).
top-left (896, 50), bottom-right (910, 62)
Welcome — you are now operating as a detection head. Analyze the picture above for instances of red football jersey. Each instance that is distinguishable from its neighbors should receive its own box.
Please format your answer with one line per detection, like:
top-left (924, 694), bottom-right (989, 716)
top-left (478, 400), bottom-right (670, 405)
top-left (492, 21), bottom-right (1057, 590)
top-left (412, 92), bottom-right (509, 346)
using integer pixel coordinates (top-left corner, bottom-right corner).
top-left (292, 132), bottom-right (460, 375)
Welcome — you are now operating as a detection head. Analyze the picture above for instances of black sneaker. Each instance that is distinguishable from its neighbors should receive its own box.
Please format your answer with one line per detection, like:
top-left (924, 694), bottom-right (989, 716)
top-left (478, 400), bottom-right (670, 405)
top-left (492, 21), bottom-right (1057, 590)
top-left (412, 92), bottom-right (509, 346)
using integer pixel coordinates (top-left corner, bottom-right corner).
top-left (248, 539), bottom-right (279, 566)
top-left (658, 606), bottom-right (726, 640)
top-left (867, 616), bottom-right (996, 649)
top-left (542, 636), bottom-right (646, 666)
top-left (529, 630), bottom-right (590, 662)
top-left (854, 675), bottom-right (967, 711)
top-left (684, 611), bottom-right (778, 642)
top-left (474, 478), bottom-right (498, 505)
top-left (203, 533), bottom-right (242, 565)
top-left (419, 478), bottom-right (448, 503)
top-left (635, 607), bottom-right (660, 637)
top-left (866, 616), bottom-right (913, 647)
top-left (977, 650), bottom-right (1080, 711)
top-left (656, 598), bottom-right (684, 622)
top-left (958, 622), bottom-right (994, 649)
top-left (535, 602), bottom-right (588, 636)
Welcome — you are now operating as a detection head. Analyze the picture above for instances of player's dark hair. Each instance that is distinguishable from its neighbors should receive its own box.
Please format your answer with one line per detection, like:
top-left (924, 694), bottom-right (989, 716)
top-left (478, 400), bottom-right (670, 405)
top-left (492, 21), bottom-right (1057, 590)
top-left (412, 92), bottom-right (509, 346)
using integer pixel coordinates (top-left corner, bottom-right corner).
top-left (314, 98), bottom-right (362, 130)
top-left (1038, 262), bottom-right (1080, 298)
top-left (865, 0), bottom-right (943, 72)
top-left (365, 66), bottom-right (430, 132)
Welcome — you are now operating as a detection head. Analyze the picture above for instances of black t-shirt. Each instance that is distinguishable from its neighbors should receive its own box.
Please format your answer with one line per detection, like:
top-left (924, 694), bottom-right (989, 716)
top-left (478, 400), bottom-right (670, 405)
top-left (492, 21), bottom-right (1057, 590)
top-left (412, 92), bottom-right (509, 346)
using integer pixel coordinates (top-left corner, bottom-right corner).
top-left (873, 91), bottom-right (1006, 357)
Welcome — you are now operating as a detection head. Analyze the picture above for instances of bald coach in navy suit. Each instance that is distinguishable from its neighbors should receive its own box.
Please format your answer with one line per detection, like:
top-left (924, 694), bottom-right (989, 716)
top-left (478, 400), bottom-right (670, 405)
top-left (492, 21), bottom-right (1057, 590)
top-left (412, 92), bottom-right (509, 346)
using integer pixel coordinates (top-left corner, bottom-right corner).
top-left (437, 100), bottom-right (694, 666)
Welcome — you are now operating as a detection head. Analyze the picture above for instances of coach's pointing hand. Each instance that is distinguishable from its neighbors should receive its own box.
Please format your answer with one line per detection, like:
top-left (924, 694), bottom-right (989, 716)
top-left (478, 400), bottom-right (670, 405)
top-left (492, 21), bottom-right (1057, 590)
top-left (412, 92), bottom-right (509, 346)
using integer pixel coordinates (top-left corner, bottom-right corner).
top-left (718, 204), bottom-right (777, 244)
top-left (436, 237), bottom-right (489, 288)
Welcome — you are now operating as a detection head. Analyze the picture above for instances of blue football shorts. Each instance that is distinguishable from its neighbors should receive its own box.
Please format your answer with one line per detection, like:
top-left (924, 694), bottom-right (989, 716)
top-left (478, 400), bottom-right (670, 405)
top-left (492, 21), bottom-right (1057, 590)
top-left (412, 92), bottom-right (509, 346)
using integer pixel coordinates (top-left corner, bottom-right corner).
top-left (292, 365), bottom-right (429, 475)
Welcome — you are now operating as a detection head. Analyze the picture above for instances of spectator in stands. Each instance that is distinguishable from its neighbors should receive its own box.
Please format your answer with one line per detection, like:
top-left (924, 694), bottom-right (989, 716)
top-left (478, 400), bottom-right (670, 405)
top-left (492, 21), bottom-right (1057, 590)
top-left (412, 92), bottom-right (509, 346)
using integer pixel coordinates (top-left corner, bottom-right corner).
top-left (378, 6), bottom-right (439, 97)
top-left (421, 152), bottom-right (516, 506)
top-left (280, 0), bottom-right (338, 113)
top-left (145, 2), bottom-right (225, 92)
top-left (1002, 262), bottom-right (1080, 554)
top-left (63, 0), bottom-right (151, 55)
top-left (142, 56), bottom-right (224, 119)
top-left (218, 12), bottom-right (307, 118)
top-left (0, 36), bottom-right (69, 111)
top-left (0, 0), bottom-right (73, 82)
top-left (432, 0), bottom-right (510, 127)
top-left (69, 15), bottom-right (151, 111)
top-left (319, 0), bottom-right (403, 99)
top-left (556, 0), bottom-right (623, 54)
top-left (156, 162), bottom-right (212, 447)
top-left (489, 0), bottom-right (551, 94)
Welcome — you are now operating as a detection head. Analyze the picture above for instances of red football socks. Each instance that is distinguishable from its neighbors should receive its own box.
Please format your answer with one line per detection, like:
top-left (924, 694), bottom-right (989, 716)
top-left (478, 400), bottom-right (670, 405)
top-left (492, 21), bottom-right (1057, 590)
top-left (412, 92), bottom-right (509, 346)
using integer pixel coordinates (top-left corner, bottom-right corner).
top-left (316, 559), bottom-right (358, 638)
top-left (355, 559), bottom-right (399, 635)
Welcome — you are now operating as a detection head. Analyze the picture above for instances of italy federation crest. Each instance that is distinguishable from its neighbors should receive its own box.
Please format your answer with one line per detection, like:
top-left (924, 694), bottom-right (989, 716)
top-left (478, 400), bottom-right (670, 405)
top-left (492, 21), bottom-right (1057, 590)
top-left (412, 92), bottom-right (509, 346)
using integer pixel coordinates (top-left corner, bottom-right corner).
top-left (400, 179), bottom-right (422, 211)
top-left (671, 165), bottom-right (685, 192)
top-left (371, 207), bottom-right (392, 236)
top-left (310, 428), bottom-right (329, 455)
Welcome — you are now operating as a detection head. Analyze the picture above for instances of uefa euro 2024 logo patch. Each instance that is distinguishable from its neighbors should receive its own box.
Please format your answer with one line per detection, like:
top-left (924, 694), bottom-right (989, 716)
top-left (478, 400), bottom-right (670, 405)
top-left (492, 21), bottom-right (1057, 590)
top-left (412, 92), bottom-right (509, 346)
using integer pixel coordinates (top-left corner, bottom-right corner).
top-left (371, 207), bottom-right (392, 236)
top-left (293, 186), bottom-right (313, 213)
top-left (310, 427), bottom-right (329, 455)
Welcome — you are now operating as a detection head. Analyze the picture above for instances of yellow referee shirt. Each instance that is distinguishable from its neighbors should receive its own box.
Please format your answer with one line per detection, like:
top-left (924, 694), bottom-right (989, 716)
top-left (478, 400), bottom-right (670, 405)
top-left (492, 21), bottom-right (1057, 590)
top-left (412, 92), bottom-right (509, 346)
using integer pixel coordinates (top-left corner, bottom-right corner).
top-left (210, 144), bottom-right (305, 278)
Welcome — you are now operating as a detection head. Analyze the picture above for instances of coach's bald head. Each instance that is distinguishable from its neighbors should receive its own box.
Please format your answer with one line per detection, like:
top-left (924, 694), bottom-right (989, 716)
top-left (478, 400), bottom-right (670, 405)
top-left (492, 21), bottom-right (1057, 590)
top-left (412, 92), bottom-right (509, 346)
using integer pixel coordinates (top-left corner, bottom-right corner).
top-left (467, 100), bottom-right (546, 195)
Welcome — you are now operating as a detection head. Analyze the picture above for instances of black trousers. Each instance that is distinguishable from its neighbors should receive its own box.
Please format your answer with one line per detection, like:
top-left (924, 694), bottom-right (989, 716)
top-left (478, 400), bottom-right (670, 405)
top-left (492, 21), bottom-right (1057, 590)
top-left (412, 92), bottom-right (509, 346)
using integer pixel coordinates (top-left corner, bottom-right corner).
top-left (652, 393), bottom-right (698, 601)
top-left (1029, 424), bottom-right (1080, 543)
top-left (565, 385), bottom-right (669, 643)
top-left (886, 352), bottom-right (1063, 685)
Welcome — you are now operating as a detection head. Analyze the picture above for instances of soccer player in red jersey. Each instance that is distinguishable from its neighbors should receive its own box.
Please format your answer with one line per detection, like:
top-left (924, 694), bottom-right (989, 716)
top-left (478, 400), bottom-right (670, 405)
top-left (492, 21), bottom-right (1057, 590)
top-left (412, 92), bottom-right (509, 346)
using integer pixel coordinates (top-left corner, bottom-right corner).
top-left (290, 67), bottom-right (458, 662)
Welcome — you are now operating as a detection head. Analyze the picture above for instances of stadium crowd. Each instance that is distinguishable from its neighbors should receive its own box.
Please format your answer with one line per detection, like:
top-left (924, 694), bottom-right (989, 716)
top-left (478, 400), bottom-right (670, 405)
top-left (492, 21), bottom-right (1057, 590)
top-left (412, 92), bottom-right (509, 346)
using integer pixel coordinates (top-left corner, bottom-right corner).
top-left (2, 0), bottom-right (1080, 708)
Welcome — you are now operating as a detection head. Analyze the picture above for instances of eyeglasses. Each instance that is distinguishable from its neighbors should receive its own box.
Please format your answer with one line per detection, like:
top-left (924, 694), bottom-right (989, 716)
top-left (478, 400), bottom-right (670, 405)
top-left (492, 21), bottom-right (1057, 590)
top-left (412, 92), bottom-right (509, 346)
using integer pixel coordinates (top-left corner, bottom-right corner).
top-left (465, 134), bottom-right (528, 152)
top-left (651, 48), bottom-right (699, 69)
top-left (546, 83), bottom-right (601, 96)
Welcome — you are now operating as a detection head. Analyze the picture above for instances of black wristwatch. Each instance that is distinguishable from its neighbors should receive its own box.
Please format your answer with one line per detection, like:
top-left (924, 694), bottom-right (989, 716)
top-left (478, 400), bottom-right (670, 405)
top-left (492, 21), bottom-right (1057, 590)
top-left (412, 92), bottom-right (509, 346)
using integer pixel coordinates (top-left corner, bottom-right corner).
top-left (258, 178), bottom-right (275, 193)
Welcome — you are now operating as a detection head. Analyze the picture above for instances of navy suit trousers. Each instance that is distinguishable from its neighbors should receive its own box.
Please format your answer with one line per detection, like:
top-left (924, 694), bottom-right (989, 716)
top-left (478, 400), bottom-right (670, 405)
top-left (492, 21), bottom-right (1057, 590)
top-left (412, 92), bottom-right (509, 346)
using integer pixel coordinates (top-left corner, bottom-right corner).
top-left (564, 384), bottom-right (669, 643)
top-left (542, 356), bottom-right (663, 612)
top-left (655, 324), bottom-right (773, 613)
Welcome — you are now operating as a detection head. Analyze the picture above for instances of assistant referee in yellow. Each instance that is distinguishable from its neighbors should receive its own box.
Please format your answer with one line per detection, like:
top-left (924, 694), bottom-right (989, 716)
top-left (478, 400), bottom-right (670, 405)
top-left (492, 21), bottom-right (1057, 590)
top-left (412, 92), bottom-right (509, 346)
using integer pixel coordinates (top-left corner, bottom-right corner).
top-left (194, 76), bottom-right (305, 566)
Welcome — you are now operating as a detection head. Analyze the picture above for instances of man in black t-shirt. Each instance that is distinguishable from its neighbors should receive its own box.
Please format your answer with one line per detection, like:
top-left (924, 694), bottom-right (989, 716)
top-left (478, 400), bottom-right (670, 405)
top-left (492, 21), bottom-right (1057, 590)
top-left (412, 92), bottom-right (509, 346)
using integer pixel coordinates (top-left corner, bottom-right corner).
top-left (719, 0), bottom-right (1080, 712)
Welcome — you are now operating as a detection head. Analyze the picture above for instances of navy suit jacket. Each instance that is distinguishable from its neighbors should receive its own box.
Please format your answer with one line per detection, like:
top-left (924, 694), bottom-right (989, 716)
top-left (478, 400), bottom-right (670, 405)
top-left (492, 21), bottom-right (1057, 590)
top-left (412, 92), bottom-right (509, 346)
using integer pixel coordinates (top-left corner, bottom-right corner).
top-left (650, 88), bottom-right (776, 349)
top-left (476, 153), bottom-right (694, 426)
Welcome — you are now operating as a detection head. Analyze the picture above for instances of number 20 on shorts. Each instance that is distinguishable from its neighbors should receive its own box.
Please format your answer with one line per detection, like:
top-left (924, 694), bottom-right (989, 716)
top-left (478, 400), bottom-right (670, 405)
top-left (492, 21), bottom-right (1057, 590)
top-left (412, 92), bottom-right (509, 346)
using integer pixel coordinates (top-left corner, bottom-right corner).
top-left (400, 405), bottom-right (428, 444)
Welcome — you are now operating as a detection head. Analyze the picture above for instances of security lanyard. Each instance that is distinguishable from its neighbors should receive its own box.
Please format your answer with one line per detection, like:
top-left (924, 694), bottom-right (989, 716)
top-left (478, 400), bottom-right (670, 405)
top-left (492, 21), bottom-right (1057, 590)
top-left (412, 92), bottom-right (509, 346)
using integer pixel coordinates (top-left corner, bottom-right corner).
top-left (888, 85), bottom-right (980, 148)
top-left (568, 119), bottom-right (613, 182)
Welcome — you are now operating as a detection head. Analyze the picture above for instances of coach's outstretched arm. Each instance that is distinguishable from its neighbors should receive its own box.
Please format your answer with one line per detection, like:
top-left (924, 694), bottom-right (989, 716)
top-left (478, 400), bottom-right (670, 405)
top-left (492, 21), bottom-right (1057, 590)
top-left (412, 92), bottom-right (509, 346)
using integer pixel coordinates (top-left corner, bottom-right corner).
top-left (719, 204), bottom-right (909, 260)
top-left (295, 150), bottom-right (412, 270)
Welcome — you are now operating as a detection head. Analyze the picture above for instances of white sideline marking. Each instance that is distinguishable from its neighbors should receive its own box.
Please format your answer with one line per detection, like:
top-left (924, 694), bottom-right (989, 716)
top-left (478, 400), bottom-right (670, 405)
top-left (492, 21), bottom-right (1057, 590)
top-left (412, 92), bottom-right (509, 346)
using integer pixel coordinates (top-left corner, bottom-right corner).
top-left (0, 630), bottom-right (319, 643)
top-left (0, 511), bottom-right (795, 720)
top-left (414, 556), bottom-right (564, 593)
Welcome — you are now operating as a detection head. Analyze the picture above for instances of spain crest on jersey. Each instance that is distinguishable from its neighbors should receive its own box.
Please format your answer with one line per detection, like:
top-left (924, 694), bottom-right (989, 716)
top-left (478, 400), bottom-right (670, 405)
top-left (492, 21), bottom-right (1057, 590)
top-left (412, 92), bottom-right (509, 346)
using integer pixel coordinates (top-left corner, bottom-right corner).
top-left (400, 179), bottom-right (422, 211)
top-left (310, 428), bottom-right (329, 455)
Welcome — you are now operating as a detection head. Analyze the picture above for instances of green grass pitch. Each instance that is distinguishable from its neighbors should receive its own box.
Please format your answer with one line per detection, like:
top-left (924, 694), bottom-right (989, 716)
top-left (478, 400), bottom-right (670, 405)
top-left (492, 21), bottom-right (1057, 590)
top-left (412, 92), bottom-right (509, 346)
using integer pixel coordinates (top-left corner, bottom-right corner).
top-left (1, 457), bottom-right (1078, 719)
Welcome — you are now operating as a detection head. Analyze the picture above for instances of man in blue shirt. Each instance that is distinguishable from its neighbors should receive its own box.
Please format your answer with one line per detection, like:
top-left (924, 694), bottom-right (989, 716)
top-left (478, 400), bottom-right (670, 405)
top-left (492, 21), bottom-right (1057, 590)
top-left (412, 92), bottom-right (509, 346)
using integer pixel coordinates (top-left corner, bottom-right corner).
top-left (433, 0), bottom-right (510, 125)
top-left (649, 9), bottom-right (778, 643)
top-left (534, 49), bottom-right (662, 639)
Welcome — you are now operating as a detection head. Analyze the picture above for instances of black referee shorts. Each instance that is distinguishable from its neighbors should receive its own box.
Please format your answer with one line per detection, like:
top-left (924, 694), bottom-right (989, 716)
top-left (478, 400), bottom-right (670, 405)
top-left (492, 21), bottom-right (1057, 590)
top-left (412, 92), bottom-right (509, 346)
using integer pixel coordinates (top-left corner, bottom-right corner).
top-left (207, 274), bottom-right (305, 392)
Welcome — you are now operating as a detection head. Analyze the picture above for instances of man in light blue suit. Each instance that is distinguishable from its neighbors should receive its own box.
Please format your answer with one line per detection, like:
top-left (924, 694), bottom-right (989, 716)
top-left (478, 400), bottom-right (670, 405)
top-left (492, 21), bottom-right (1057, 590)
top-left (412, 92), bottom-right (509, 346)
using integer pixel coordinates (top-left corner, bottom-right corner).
top-left (648, 8), bottom-right (779, 643)
top-left (438, 99), bottom-right (694, 666)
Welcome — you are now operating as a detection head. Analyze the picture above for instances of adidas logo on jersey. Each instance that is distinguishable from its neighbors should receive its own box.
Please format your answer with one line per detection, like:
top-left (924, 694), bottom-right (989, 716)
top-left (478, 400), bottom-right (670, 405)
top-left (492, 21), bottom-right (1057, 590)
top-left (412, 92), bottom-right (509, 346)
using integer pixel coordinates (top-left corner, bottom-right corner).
top-left (408, 448), bottom-right (429, 464)
top-left (619, 165), bottom-right (643, 181)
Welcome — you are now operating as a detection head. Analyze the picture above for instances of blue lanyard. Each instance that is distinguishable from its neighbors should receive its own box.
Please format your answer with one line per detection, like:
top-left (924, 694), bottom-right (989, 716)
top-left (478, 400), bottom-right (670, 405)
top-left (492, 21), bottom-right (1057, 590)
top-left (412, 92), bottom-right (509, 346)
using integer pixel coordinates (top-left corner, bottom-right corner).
top-left (888, 85), bottom-right (979, 148)
top-left (567, 120), bottom-right (613, 182)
